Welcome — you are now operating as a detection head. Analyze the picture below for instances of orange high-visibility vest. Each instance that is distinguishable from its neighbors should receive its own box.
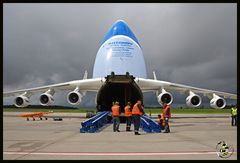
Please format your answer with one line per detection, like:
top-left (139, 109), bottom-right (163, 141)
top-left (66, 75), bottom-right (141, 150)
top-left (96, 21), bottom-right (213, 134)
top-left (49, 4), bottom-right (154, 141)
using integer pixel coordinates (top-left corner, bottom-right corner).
top-left (163, 105), bottom-right (170, 118)
top-left (132, 103), bottom-right (142, 115)
top-left (162, 119), bottom-right (166, 126)
top-left (112, 105), bottom-right (120, 117)
top-left (124, 105), bottom-right (132, 117)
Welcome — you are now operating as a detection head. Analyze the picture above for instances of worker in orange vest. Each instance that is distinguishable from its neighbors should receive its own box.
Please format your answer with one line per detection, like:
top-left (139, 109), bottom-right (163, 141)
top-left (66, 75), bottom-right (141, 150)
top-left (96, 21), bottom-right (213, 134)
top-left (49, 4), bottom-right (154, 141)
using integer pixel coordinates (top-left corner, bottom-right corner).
top-left (162, 102), bottom-right (171, 133)
top-left (124, 101), bottom-right (132, 131)
top-left (132, 100), bottom-right (145, 135)
top-left (111, 101), bottom-right (121, 132)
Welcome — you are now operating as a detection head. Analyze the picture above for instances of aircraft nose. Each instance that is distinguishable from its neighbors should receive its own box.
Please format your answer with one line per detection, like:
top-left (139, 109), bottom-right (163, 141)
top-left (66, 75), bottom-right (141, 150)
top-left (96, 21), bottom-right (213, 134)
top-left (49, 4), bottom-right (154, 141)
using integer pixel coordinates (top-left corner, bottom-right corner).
top-left (101, 20), bottom-right (140, 46)
top-left (111, 20), bottom-right (130, 36)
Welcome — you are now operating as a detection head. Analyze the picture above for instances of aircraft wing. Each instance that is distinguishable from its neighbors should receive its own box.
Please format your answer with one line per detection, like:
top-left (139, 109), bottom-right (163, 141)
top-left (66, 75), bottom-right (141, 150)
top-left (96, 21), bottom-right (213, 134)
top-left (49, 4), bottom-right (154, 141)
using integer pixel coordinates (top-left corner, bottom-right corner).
top-left (135, 78), bottom-right (237, 99)
top-left (3, 78), bottom-right (105, 97)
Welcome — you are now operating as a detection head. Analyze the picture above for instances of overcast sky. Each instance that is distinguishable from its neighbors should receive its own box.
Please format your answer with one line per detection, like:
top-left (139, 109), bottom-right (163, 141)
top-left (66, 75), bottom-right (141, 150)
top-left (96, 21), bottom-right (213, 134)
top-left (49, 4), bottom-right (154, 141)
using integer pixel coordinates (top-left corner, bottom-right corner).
top-left (3, 3), bottom-right (237, 108)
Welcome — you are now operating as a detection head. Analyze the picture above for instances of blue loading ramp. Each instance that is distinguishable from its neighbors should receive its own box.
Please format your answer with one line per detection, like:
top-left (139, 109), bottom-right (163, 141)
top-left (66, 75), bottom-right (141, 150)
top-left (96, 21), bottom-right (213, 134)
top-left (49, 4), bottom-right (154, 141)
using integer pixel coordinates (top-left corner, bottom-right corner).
top-left (80, 111), bottom-right (111, 133)
top-left (140, 115), bottom-right (161, 133)
top-left (80, 112), bottom-right (161, 133)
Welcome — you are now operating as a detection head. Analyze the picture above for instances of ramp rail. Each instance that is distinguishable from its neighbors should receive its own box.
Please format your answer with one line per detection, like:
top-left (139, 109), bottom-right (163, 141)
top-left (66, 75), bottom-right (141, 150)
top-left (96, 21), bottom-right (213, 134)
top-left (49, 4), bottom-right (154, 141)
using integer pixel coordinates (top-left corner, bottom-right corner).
top-left (80, 111), bottom-right (111, 133)
top-left (140, 115), bottom-right (161, 133)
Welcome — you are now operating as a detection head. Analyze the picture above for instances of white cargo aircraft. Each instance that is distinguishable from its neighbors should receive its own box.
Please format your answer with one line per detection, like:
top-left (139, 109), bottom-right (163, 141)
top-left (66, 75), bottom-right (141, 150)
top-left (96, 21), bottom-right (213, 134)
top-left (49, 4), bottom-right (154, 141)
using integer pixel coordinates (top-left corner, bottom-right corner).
top-left (4, 20), bottom-right (237, 111)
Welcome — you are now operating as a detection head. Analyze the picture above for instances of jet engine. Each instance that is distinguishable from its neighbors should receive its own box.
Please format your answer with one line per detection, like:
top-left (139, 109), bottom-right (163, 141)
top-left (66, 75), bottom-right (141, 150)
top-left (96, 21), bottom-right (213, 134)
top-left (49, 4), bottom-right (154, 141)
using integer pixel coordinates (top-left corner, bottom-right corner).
top-left (67, 90), bottom-right (82, 105)
top-left (14, 95), bottom-right (30, 107)
top-left (40, 93), bottom-right (54, 106)
top-left (157, 89), bottom-right (173, 105)
top-left (210, 94), bottom-right (226, 109)
top-left (186, 91), bottom-right (202, 107)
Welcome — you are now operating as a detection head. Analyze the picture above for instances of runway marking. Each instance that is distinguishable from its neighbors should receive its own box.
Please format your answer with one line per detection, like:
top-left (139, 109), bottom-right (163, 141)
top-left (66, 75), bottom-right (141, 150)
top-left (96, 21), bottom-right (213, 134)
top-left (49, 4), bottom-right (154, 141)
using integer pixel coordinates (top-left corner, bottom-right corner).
top-left (4, 151), bottom-right (219, 156)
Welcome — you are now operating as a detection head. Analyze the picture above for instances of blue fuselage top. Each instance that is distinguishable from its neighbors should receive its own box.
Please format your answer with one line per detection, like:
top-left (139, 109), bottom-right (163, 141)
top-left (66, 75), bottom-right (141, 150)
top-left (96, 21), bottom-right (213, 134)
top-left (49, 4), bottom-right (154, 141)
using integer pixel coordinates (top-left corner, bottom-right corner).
top-left (101, 20), bottom-right (141, 47)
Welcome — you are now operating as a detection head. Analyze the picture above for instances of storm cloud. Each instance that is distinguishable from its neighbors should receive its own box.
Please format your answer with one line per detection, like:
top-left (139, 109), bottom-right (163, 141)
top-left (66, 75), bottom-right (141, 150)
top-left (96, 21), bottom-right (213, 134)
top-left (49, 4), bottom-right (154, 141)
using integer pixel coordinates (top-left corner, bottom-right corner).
top-left (3, 3), bottom-right (237, 107)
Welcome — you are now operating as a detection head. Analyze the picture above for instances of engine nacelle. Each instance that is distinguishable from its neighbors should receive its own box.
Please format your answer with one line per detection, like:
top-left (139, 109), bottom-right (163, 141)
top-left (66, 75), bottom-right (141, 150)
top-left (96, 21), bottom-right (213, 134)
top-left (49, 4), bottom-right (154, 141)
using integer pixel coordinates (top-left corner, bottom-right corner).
top-left (157, 90), bottom-right (173, 105)
top-left (210, 95), bottom-right (226, 109)
top-left (186, 92), bottom-right (202, 107)
top-left (14, 95), bottom-right (30, 107)
top-left (67, 91), bottom-right (82, 105)
top-left (40, 93), bottom-right (54, 106)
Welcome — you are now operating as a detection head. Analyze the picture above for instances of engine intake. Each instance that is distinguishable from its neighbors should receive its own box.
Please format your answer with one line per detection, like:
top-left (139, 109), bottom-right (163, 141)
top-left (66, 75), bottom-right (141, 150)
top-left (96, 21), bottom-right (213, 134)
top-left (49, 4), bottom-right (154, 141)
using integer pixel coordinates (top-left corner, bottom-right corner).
top-left (14, 95), bottom-right (30, 107)
top-left (40, 93), bottom-right (54, 106)
top-left (157, 89), bottom-right (173, 105)
top-left (186, 91), bottom-right (202, 107)
top-left (67, 91), bottom-right (82, 105)
top-left (210, 94), bottom-right (226, 109)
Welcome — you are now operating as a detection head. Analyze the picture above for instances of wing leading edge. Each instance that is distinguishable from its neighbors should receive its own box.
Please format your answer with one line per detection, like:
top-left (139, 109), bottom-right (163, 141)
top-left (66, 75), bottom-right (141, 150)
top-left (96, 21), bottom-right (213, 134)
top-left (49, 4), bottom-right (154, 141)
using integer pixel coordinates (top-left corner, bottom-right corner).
top-left (135, 78), bottom-right (237, 99)
top-left (3, 78), bottom-right (105, 97)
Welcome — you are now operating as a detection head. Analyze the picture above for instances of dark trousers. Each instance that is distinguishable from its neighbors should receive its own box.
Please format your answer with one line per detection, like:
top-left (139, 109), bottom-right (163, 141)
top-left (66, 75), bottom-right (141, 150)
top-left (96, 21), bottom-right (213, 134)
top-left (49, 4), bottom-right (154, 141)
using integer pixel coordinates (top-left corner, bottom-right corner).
top-left (164, 118), bottom-right (170, 133)
top-left (232, 115), bottom-right (237, 126)
top-left (132, 114), bottom-right (140, 132)
top-left (112, 116), bottom-right (120, 131)
top-left (158, 121), bottom-right (164, 130)
top-left (126, 116), bottom-right (132, 127)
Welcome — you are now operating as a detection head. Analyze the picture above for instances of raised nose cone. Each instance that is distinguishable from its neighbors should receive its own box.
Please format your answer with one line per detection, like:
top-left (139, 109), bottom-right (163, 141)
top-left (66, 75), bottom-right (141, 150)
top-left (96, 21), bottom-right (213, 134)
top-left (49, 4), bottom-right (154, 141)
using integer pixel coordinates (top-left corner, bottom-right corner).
top-left (101, 20), bottom-right (141, 47)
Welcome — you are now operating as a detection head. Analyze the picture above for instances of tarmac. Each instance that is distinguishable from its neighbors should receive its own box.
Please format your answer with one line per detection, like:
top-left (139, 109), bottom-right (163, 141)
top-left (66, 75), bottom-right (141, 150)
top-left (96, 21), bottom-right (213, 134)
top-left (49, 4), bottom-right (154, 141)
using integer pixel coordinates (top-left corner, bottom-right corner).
top-left (3, 112), bottom-right (237, 160)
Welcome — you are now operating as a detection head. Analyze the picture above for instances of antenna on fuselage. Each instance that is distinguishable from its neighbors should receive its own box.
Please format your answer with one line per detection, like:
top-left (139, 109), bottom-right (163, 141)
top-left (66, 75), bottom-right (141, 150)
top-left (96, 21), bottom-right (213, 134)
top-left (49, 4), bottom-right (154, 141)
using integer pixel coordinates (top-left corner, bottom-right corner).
top-left (83, 70), bottom-right (88, 79)
top-left (153, 71), bottom-right (157, 80)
